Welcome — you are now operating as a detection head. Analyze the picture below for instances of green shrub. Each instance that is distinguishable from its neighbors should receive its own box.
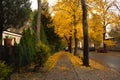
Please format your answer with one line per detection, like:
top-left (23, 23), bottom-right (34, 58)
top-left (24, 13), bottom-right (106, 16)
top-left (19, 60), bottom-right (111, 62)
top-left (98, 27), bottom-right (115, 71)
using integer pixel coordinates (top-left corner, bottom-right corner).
top-left (18, 28), bottom-right (36, 67)
top-left (0, 60), bottom-right (12, 80)
top-left (34, 42), bottom-right (50, 67)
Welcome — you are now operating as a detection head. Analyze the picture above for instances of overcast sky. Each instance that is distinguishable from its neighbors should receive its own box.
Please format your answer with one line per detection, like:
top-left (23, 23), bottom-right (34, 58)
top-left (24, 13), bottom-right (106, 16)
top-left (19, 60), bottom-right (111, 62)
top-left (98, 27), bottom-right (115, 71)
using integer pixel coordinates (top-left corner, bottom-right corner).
top-left (30, 0), bottom-right (120, 16)
top-left (30, 0), bottom-right (57, 10)
top-left (30, 0), bottom-right (37, 10)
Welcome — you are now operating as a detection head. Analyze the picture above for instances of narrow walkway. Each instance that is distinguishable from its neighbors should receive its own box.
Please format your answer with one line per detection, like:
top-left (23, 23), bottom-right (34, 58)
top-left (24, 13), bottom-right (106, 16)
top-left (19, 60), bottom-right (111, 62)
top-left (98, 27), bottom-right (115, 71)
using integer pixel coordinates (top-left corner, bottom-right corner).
top-left (44, 53), bottom-right (79, 80)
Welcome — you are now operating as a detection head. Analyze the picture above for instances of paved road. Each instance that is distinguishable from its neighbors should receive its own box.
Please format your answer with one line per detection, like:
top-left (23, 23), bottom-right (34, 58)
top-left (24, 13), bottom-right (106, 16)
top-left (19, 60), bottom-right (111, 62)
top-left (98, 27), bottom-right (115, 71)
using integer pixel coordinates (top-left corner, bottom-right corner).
top-left (89, 51), bottom-right (120, 73)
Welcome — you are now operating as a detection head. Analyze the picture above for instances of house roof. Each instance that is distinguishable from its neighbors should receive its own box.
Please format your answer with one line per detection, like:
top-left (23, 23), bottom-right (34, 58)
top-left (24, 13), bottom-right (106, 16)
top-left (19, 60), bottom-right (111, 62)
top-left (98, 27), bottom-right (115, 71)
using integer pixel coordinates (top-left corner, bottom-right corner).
top-left (3, 31), bottom-right (22, 37)
top-left (105, 36), bottom-right (114, 40)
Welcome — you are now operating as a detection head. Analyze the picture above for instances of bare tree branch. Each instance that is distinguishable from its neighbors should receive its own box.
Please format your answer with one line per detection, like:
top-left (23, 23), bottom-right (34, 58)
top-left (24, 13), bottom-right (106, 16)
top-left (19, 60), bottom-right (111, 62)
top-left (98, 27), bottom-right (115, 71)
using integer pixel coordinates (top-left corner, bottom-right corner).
top-left (114, 3), bottom-right (120, 12)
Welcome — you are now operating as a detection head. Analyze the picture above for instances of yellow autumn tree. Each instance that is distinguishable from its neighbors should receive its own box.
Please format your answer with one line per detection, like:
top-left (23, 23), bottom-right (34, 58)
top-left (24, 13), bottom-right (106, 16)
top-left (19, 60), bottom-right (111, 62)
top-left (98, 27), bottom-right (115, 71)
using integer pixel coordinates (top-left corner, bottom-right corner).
top-left (51, 0), bottom-right (83, 54)
top-left (87, 0), bottom-right (117, 50)
top-left (88, 13), bottom-right (103, 47)
top-left (109, 12), bottom-right (120, 38)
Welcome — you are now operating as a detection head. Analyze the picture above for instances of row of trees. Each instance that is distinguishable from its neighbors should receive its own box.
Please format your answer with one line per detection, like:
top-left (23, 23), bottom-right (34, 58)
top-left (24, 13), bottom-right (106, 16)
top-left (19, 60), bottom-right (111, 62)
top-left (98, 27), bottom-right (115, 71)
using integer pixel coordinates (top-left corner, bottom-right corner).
top-left (51, 0), bottom-right (120, 66)
top-left (51, 0), bottom-right (89, 66)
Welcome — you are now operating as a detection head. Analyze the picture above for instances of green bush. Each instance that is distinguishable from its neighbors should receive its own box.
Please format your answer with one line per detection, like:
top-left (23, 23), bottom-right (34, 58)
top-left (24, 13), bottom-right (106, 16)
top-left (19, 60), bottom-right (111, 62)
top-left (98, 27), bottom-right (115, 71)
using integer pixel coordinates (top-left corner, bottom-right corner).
top-left (0, 60), bottom-right (12, 80)
top-left (34, 42), bottom-right (50, 67)
top-left (18, 28), bottom-right (36, 67)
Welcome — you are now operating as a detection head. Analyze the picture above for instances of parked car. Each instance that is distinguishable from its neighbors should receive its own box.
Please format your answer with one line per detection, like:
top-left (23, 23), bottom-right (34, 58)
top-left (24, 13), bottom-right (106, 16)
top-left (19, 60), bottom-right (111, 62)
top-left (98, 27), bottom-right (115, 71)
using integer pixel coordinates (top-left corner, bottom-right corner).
top-left (89, 47), bottom-right (96, 51)
top-left (79, 47), bottom-right (95, 51)
top-left (97, 47), bottom-right (107, 53)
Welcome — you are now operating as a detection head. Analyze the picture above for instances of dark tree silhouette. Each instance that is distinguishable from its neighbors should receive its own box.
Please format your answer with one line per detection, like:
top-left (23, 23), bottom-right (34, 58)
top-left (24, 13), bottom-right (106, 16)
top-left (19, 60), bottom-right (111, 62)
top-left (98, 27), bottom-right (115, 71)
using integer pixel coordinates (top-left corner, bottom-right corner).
top-left (81, 0), bottom-right (89, 66)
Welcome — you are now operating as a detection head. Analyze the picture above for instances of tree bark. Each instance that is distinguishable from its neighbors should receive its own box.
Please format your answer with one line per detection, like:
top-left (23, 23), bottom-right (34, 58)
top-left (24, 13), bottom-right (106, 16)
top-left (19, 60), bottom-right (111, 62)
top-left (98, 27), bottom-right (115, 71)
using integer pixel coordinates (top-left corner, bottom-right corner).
top-left (73, 12), bottom-right (78, 56)
top-left (81, 0), bottom-right (89, 66)
top-left (103, 26), bottom-right (107, 52)
top-left (74, 29), bottom-right (78, 56)
top-left (69, 36), bottom-right (72, 53)
top-left (37, 0), bottom-right (41, 42)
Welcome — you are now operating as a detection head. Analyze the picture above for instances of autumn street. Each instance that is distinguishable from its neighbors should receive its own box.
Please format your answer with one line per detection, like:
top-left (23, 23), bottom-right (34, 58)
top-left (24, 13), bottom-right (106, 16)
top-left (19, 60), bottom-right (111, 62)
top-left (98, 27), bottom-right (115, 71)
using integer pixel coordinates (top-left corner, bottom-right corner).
top-left (11, 52), bottom-right (120, 80)
top-left (78, 49), bottom-right (120, 73)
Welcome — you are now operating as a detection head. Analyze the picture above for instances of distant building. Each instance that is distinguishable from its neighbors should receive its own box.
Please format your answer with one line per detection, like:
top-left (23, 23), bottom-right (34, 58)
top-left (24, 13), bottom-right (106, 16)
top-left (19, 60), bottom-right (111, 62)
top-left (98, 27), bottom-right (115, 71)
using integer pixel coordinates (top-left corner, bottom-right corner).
top-left (2, 31), bottom-right (22, 46)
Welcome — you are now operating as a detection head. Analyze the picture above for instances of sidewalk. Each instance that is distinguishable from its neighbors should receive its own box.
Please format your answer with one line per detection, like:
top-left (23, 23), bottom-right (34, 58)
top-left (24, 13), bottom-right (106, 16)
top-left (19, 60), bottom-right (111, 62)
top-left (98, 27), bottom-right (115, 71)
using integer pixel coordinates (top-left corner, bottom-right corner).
top-left (44, 52), bottom-right (120, 80)
top-left (44, 53), bottom-right (79, 80)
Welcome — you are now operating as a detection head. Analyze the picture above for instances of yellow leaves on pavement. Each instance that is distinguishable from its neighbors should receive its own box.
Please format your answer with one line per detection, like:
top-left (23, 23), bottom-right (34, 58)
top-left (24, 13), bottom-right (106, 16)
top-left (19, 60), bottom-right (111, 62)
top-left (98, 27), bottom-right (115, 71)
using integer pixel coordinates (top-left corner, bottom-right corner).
top-left (44, 51), bottom-right (63, 71)
top-left (58, 66), bottom-right (69, 71)
top-left (66, 52), bottom-right (109, 70)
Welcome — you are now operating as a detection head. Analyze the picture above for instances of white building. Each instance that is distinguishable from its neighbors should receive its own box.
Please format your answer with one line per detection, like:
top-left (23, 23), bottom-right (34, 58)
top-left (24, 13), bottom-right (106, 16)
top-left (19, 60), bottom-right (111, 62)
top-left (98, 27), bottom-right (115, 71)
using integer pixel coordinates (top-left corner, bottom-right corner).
top-left (2, 31), bottom-right (22, 46)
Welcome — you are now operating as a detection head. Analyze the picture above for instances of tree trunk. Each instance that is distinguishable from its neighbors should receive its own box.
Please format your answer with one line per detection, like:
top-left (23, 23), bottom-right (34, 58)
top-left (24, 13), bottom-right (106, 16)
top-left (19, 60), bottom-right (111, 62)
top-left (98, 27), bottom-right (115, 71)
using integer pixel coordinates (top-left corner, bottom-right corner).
top-left (69, 36), bottom-right (72, 53)
top-left (74, 29), bottom-right (78, 56)
top-left (73, 12), bottom-right (78, 55)
top-left (81, 0), bottom-right (89, 66)
top-left (64, 35), bottom-right (72, 53)
top-left (103, 29), bottom-right (107, 52)
top-left (37, 0), bottom-right (41, 42)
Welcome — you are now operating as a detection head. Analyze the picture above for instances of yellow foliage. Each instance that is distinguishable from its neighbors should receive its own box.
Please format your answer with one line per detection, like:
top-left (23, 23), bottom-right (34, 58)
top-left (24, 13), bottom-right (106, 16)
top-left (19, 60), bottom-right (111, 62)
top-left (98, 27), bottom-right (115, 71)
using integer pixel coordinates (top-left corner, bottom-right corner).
top-left (41, 11), bottom-right (46, 15)
top-left (51, 0), bottom-right (82, 45)
top-left (88, 13), bottom-right (103, 43)
top-left (76, 23), bottom-right (83, 38)
top-left (52, 0), bottom-right (117, 47)
top-left (87, 0), bottom-right (117, 42)
top-left (104, 40), bottom-right (116, 46)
